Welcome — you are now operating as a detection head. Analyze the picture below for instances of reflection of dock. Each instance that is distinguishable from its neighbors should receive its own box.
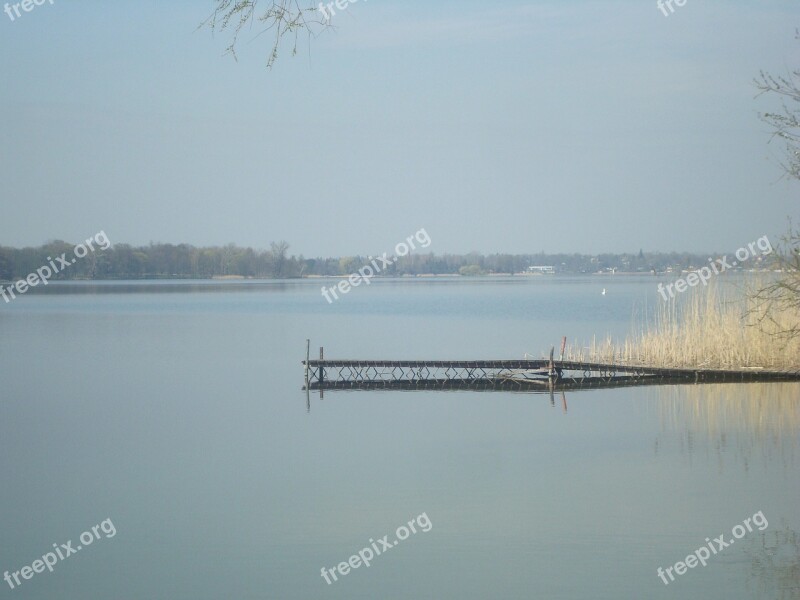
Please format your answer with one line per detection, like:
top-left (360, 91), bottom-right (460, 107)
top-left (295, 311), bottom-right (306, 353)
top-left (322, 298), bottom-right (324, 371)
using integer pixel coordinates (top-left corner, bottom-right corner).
top-left (304, 376), bottom-right (676, 393)
top-left (302, 342), bottom-right (800, 395)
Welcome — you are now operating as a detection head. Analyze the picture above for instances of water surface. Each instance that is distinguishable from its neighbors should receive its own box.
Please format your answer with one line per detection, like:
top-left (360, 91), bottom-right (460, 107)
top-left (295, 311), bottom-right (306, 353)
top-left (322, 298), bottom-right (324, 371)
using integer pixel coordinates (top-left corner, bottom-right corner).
top-left (1, 276), bottom-right (797, 599)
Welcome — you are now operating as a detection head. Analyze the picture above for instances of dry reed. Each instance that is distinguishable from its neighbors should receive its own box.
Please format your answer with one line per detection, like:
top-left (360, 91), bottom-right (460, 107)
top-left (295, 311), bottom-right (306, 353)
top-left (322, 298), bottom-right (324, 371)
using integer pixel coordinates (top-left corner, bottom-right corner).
top-left (564, 280), bottom-right (800, 370)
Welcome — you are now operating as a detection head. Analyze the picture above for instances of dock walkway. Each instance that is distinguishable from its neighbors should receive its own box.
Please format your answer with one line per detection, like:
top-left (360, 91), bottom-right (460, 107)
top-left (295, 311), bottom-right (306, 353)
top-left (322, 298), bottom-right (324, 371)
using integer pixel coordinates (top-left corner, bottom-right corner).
top-left (302, 344), bottom-right (800, 392)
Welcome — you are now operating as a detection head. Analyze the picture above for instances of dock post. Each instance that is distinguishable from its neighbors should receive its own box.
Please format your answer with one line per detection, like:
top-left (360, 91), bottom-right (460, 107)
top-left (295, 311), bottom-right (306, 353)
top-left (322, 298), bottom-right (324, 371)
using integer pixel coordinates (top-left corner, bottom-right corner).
top-left (319, 347), bottom-right (324, 386)
top-left (305, 339), bottom-right (310, 382)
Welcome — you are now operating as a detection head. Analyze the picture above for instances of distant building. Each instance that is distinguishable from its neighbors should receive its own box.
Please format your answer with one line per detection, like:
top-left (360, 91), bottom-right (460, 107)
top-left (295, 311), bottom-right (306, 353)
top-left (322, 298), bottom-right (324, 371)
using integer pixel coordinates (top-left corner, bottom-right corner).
top-left (527, 265), bottom-right (555, 274)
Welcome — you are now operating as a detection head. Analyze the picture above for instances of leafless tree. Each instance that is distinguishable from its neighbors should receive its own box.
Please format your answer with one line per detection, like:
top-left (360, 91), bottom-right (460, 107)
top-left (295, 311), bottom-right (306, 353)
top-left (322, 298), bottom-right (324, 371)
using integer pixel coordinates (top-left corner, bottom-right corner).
top-left (755, 33), bottom-right (800, 182)
top-left (751, 32), bottom-right (800, 339)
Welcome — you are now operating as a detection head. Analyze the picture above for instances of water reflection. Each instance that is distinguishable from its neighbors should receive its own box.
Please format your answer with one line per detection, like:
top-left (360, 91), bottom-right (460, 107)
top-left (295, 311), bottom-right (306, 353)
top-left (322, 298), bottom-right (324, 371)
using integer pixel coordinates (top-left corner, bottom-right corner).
top-left (643, 384), bottom-right (800, 598)
top-left (745, 524), bottom-right (800, 600)
top-left (645, 383), bottom-right (800, 470)
top-left (22, 280), bottom-right (299, 295)
top-left (550, 390), bottom-right (568, 413)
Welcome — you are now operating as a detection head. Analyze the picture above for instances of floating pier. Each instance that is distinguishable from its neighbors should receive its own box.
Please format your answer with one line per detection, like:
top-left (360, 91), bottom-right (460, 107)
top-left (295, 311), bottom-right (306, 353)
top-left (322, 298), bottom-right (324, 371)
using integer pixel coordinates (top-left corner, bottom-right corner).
top-left (302, 341), bottom-right (800, 393)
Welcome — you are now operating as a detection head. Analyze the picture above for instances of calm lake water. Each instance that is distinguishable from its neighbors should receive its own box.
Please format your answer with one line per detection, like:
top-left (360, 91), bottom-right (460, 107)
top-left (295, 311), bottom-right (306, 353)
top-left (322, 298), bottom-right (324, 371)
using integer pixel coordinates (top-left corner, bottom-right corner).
top-left (1, 276), bottom-right (798, 599)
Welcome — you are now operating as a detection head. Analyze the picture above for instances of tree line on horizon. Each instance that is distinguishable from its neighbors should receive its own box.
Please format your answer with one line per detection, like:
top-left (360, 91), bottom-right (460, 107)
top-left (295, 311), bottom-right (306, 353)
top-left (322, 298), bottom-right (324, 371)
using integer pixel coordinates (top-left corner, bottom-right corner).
top-left (0, 241), bottom-right (777, 282)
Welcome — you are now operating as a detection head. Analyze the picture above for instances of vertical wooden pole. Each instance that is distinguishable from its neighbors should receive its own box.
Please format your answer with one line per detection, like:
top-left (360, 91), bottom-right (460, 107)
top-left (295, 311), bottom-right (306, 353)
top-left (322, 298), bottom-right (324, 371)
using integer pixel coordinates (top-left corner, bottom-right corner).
top-left (305, 339), bottom-right (310, 382)
top-left (319, 346), bottom-right (324, 400)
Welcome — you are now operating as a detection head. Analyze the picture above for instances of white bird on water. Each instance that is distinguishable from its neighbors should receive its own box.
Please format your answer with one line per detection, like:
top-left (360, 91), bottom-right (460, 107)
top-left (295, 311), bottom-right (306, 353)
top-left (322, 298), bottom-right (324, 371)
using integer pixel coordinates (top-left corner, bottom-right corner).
top-left (601, 288), bottom-right (607, 295)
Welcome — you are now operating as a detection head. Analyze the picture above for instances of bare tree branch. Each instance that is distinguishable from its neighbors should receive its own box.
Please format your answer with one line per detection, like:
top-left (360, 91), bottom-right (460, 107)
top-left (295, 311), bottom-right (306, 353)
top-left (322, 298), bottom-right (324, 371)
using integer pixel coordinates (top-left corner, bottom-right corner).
top-left (750, 30), bottom-right (800, 339)
top-left (748, 225), bottom-right (800, 340)
top-left (200, 0), bottom-right (328, 69)
top-left (754, 30), bottom-right (800, 181)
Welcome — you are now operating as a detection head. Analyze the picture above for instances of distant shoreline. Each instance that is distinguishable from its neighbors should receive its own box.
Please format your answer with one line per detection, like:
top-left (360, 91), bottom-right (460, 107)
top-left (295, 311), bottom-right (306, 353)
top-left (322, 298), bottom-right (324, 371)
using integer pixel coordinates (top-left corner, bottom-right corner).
top-left (0, 270), bottom-right (780, 286)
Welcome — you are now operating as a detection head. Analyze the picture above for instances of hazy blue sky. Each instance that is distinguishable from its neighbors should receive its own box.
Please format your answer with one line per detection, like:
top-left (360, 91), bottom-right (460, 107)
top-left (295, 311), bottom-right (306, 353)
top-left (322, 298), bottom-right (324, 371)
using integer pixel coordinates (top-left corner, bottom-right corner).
top-left (1, 0), bottom-right (798, 255)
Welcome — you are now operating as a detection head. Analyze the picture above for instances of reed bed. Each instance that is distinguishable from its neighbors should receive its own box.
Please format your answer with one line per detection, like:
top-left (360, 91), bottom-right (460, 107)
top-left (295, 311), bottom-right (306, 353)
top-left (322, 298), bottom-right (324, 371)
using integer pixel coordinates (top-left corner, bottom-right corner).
top-left (564, 281), bottom-right (800, 370)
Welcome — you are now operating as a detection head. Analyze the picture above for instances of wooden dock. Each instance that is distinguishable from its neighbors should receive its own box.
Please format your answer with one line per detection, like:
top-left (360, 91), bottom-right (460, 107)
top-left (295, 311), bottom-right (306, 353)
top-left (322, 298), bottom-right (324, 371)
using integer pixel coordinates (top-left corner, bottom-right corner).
top-left (302, 342), bottom-right (800, 393)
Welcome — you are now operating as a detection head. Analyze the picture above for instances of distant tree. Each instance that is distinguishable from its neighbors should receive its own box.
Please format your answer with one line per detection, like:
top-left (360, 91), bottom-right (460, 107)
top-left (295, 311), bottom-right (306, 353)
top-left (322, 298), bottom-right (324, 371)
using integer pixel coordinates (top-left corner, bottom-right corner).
top-left (338, 256), bottom-right (359, 276)
top-left (459, 264), bottom-right (485, 277)
top-left (202, 0), bottom-right (327, 68)
top-left (0, 247), bottom-right (12, 280)
top-left (271, 240), bottom-right (290, 277)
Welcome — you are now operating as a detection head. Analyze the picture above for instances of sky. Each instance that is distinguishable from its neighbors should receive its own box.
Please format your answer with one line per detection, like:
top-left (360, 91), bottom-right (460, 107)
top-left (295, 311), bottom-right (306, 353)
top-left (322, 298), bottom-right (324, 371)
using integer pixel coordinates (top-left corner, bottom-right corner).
top-left (1, 0), bottom-right (799, 256)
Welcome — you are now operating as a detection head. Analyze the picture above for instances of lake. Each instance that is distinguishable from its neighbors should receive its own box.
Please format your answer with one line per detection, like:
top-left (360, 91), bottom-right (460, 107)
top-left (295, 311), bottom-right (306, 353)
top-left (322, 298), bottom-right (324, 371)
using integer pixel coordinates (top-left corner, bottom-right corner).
top-left (1, 276), bottom-right (798, 599)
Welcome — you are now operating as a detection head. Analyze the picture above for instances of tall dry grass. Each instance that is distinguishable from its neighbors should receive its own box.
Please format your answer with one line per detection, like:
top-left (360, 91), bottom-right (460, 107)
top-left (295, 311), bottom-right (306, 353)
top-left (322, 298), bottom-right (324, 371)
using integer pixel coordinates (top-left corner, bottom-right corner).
top-left (565, 281), bottom-right (800, 370)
